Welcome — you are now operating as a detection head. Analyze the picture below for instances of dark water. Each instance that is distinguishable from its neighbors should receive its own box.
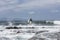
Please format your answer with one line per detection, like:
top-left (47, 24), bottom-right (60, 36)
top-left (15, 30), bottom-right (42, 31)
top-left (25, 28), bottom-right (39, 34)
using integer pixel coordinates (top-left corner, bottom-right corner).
top-left (0, 20), bottom-right (54, 26)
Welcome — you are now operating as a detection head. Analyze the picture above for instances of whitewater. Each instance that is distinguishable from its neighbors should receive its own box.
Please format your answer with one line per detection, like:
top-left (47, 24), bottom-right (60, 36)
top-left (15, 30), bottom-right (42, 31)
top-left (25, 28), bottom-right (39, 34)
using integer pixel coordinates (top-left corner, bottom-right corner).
top-left (0, 20), bottom-right (60, 40)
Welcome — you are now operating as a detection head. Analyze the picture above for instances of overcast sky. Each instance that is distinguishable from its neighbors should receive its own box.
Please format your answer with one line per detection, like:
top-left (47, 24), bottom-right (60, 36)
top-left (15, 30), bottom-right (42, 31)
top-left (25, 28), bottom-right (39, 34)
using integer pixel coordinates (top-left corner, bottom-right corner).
top-left (0, 0), bottom-right (60, 20)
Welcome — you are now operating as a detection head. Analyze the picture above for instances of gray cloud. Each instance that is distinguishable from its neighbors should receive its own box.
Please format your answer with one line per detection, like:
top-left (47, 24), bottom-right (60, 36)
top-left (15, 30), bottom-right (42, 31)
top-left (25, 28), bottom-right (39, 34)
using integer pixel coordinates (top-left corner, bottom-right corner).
top-left (0, 0), bottom-right (60, 12)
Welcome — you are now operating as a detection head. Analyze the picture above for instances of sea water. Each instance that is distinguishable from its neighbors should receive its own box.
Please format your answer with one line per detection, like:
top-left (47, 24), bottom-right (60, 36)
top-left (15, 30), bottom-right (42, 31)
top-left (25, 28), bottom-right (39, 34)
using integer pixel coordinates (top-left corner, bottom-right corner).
top-left (0, 21), bottom-right (60, 40)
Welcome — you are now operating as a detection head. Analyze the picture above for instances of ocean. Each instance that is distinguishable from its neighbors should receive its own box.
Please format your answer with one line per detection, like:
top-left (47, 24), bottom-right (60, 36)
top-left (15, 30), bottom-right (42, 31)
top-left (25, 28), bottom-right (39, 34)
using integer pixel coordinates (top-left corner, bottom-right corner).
top-left (0, 20), bottom-right (60, 40)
